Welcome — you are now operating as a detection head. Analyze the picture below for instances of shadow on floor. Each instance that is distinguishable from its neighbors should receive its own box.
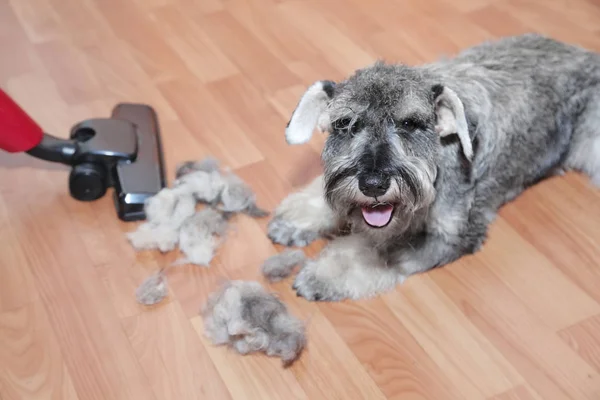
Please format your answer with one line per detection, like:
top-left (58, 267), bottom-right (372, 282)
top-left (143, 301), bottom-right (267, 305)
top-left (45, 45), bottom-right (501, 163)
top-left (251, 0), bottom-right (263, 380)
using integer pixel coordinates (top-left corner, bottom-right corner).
top-left (0, 151), bottom-right (69, 171)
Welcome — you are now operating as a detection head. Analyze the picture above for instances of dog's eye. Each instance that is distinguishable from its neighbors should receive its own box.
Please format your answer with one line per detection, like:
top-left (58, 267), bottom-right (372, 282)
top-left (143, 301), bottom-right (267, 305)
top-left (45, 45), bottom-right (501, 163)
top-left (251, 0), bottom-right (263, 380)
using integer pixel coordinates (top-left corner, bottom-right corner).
top-left (401, 117), bottom-right (423, 131)
top-left (333, 117), bottom-right (351, 131)
top-left (333, 117), bottom-right (361, 134)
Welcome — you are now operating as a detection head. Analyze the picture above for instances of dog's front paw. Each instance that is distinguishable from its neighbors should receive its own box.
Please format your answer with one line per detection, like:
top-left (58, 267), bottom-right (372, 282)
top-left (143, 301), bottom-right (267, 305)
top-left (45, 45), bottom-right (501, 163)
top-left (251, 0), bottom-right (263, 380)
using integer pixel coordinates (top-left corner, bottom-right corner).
top-left (292, 263), bottom-right (345, 302)
top-left (267, 217), bottom-right (319, 247)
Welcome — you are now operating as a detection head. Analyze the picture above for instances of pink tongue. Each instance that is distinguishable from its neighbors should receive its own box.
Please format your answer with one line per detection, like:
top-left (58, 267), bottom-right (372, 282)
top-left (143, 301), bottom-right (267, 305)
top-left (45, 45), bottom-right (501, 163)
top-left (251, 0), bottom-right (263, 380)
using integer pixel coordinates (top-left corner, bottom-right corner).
top-left (361, 204), bottom-right (394, 227)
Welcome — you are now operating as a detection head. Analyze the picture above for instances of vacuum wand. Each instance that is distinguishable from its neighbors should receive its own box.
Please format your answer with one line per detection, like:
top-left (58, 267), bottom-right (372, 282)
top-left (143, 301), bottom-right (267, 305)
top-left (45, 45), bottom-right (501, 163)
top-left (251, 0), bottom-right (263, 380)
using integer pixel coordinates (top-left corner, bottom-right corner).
top-left (0, 88), bottom-right (167, 221)
top-left (26, 133), bottom-right (80, 165)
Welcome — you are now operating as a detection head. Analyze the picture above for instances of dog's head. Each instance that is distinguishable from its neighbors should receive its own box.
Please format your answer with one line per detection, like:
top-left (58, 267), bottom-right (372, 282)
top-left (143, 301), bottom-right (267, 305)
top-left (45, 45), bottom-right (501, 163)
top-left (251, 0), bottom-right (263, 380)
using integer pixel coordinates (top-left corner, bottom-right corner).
top-left (285, 62), bottom-right (473, 237)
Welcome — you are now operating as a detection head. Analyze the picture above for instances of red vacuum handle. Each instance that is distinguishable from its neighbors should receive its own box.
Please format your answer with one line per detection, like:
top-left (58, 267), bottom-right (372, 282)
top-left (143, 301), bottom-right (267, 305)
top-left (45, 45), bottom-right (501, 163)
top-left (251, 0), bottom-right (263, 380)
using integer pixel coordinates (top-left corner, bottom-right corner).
top-left (0, 88), bottom-right (44, 153)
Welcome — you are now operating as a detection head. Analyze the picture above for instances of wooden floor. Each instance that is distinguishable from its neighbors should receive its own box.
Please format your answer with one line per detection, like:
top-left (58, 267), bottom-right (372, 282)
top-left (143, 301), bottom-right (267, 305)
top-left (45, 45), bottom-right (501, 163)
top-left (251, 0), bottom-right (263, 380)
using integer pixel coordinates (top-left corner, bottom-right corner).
top-left (1, 0), bottom-right (600, 399)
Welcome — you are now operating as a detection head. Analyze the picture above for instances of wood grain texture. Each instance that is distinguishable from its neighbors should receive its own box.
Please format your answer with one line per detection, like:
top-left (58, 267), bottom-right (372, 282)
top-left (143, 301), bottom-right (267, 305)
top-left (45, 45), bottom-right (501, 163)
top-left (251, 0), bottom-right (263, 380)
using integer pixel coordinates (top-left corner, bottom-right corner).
top-left (1, 0), bottom-right (600, 399)
top-left (0, 302), bottom-right (80, 400)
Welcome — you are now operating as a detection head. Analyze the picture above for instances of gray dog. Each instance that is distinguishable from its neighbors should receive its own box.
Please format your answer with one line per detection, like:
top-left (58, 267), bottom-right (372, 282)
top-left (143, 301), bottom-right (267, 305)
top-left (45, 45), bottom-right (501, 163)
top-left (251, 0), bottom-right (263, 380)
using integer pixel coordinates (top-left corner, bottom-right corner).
top-left (267, 33), bottom-right (600, 301)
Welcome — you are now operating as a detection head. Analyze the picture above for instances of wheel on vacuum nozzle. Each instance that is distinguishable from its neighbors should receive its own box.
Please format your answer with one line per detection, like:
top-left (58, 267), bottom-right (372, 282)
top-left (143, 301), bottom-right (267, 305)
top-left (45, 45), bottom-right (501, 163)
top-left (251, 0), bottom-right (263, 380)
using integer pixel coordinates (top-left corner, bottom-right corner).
top-left (69, 162), bottom-right (108, 201)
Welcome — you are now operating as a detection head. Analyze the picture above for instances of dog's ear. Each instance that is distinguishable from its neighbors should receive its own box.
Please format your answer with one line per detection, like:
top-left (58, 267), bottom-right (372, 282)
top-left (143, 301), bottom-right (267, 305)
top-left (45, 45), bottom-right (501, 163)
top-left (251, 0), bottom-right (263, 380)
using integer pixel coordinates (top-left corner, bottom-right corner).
top-left (285, 80), bottom-right (336, 145)
top-left (432, 84), bottom-right (473, 161)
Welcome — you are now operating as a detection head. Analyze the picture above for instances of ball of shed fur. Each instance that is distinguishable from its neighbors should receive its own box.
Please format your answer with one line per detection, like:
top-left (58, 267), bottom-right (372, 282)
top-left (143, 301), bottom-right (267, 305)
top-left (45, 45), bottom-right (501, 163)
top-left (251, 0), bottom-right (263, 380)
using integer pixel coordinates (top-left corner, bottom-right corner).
top-left (127, 188), bottom-right (197, 252)
top-left (177, 208), bottom-right (230, 266)
top-left (127, 156), bottom-right (270, 258)
top-left (126, 222), bottom-right (181, 252)
top-left (144, 187), bottom-right (196, 224)
top-left (135, 270), bottom-right (168, 305)
top-left (173, 157), bottom-right (269, 218)
top-left (202, 280), bottom-right (306, 367)
top-left (175, 157), bottom-right (220, 178)
top-left (262, 249), bottom-right (307, 282)
top-left (174, 170), bottom-right (225, 205)
top-left (220, 173), bottom-right (269, 217)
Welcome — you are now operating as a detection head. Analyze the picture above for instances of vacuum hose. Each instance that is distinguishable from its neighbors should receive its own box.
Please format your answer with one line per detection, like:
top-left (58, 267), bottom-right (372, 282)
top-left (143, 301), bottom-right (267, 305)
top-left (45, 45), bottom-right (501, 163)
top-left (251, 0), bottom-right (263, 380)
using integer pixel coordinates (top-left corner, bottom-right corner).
top-left (0, 88), bottom-right (109, 201)
top-left (0, 88), bottom-right (45, 153)
top-left (0, 88), bottom-right (79, 164)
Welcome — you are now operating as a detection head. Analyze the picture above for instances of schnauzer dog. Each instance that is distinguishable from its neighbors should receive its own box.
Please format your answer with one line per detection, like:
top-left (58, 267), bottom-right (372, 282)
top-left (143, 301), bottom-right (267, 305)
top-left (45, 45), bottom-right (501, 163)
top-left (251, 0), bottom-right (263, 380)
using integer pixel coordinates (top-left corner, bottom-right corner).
top-left (267, 33), bottom-right (600, 301)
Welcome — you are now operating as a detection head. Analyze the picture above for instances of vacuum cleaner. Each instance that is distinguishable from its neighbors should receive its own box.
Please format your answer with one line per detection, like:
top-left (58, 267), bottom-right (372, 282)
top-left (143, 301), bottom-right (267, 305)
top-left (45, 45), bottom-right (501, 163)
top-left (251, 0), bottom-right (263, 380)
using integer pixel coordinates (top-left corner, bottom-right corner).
top-left (0, 88), bottom-right (166, 221)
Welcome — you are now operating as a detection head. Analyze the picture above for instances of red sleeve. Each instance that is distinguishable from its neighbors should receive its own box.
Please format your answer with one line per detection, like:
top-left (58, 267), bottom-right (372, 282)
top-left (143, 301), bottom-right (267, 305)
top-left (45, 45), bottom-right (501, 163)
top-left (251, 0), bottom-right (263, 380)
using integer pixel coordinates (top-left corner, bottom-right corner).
top-left (0, 89), bottom-right (44, 153)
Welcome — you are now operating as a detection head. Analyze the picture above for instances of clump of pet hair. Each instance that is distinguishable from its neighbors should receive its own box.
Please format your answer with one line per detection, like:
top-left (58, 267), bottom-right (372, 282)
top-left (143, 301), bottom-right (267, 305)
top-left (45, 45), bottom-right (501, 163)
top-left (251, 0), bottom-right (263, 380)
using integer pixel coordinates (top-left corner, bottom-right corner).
top-left (127, 187), bottom-right (197, 252)
top-left (201, 280), bottom-right (306, 367)
top-left (126, 222), bottom-right (180, 253)
top-left (135, 207), bottom-right (232, 305)
top-left (175, 157), bottom-right (221, 178)
top-left (129, 156), bottom-right (273, 305)
top-left (262, 249), bottom-right (307, 282)
top-left (174, 157), bottom-right (270, 217)
top-left (174, 170), bottom-right (225, 206)
top-left (219, 172), bottom-right (270, 217)
top-left (176, 208), bottom-right (232, 266)
top-left (135, 268), bottom-right (168, 305)
top-left (144, 186), bottom-right (197, 224)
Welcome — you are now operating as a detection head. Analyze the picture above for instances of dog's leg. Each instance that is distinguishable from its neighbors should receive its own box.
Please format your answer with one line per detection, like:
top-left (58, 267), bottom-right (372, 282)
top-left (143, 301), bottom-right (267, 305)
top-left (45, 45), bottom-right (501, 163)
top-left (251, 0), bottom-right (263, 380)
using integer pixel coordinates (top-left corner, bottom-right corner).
top-left (292, 234), bottom-right (404, 301)
top-left (293, 206), bottom-right (494, 301)
top-left (268, 175), bottom-right (338, 247)
top-left (292, 232), bottom-right (474, 301)
top-left (564, 90), bottom-right (600, 186)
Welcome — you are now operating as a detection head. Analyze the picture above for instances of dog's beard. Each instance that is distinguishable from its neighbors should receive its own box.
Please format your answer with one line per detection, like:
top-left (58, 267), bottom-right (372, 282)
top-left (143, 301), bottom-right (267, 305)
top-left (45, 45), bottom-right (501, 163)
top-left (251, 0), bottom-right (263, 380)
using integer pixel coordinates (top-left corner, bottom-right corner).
top-left (324, 160), bottom-right (436, 240)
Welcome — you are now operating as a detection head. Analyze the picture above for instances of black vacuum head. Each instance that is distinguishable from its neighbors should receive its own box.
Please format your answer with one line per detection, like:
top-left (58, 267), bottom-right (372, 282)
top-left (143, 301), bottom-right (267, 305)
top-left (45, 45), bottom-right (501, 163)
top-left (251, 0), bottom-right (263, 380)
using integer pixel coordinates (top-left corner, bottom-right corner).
top-left (26, 103), bottom-right (167, 221)
top-left (110, 104), bottom-right (167, 221)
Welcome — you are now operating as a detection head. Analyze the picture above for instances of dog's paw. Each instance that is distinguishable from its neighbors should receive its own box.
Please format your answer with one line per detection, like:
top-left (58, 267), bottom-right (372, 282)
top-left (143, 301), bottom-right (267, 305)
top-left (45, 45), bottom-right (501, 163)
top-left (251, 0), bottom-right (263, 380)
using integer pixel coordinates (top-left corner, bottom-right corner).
top-left (292, 263), bottom-right (345, 301)
top-left (267, 217), bottom-right (319, 247)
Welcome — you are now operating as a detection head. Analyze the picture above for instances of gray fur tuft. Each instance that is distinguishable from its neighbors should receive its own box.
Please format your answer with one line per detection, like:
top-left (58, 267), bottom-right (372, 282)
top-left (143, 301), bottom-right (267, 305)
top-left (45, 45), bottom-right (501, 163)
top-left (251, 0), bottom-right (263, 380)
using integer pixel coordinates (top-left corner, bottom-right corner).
top-left (262, 249), bottom-right (307, 282)
top-left (175, 157), bottom-right (221, 178)
top-left (201, 280), bottom-right (306, 367)
top-left (135, 270), bottom-right (168, 305)
top-left (177, 208), bottom-right (229, 266)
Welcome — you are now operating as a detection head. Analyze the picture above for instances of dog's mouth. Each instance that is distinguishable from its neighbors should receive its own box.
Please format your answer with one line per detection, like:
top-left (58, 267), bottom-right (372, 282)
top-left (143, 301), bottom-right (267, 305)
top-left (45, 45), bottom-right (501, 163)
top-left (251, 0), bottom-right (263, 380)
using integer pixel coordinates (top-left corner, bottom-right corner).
top-left (360, 203), bottom-right (394, 228)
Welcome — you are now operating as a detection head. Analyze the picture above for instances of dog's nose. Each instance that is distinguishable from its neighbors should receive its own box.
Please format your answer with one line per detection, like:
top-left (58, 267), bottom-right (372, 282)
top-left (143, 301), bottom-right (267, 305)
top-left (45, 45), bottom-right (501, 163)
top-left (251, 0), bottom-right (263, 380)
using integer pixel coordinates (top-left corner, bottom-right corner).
top-left (358, 174), bottom-right (390, 197)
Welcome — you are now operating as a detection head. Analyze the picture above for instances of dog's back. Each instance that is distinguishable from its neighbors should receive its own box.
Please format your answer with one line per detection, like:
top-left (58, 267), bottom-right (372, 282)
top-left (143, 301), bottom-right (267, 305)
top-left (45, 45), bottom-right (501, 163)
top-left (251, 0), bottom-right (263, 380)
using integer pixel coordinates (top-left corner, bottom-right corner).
top-left (454, 33), bottom-right (595, 71)
top-left (430, 34), bottom-right (600, 207)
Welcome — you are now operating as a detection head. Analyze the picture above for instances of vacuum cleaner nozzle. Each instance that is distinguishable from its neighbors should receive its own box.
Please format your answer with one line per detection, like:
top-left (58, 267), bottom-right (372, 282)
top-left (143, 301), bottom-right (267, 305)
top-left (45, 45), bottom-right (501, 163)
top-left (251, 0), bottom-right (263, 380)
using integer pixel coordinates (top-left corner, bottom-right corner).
top-left (110, 104), bottom-right (167, 221)
top-left (0, 89), bottom-right (166, 221)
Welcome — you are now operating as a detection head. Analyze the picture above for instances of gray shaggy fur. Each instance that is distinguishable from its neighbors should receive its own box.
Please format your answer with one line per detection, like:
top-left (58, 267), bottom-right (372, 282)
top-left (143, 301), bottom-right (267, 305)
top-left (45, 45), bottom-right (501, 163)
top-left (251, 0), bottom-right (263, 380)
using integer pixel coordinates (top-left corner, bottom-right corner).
top-left (261, 249), bottom-right (307, 282)
top-left (127, 187), bottom-right (197, 252)
top-left (135, 269), bottom-right (168, 305)
top-left (219, 173), bottom-right (270, 217)
top-left (128, 157), bottom-right (269, 253)
top-left (175, 157), bottom-right (221, 178)
top-left (175, 159), bottom-right (270, 217)
top-left (269, 34), bottom-right (600, 301)
top-left (174, 170), bottom-right (225, 205)
top-left (201, 280), bottom-right (306, 367)
top-left (176, 208), bottom-right (230, 266)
